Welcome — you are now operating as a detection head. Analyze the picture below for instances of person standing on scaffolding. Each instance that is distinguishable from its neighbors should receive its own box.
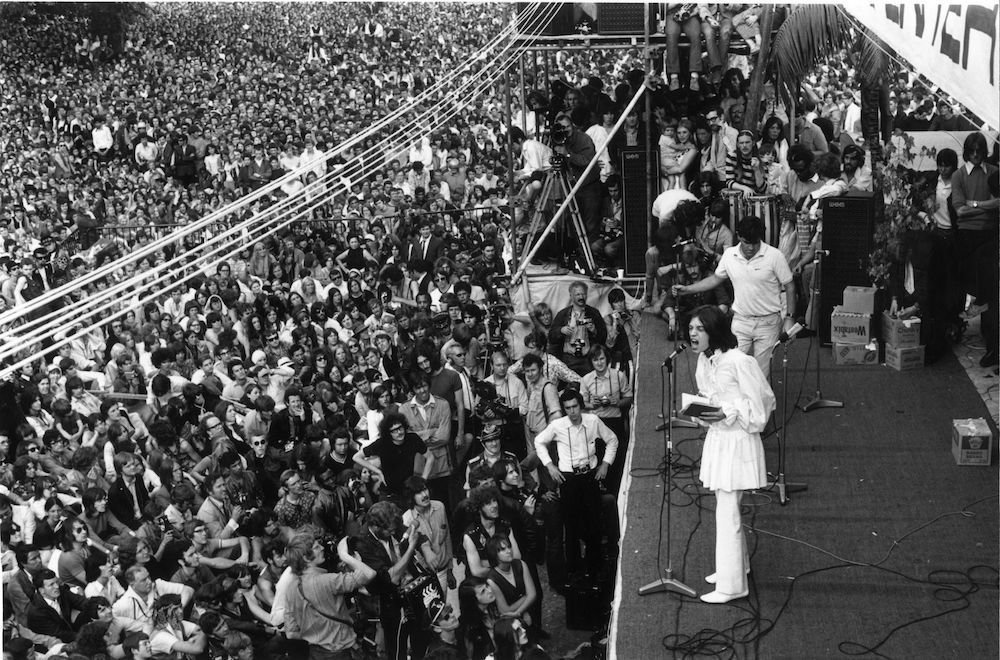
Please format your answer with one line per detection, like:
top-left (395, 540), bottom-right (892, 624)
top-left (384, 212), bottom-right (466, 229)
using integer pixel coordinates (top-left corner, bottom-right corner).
top-left (551, 111), bottom-right (603, 239)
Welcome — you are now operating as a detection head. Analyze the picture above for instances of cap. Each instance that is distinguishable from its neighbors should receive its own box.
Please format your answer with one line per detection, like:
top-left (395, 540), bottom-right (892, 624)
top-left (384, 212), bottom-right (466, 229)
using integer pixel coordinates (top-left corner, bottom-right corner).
top-left (251, 349), bottom-right (267, 365)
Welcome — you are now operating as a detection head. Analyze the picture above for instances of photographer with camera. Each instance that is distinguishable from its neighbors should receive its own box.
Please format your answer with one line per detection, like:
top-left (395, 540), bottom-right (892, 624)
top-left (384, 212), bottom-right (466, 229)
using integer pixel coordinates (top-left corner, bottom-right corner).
top-left (353, 501), bottom-right (434, 660)
top-left (549, 280), bottom-right (608, 376)
top-left (283, 530), bottom-right (377, 660)
top-left (551, 111), bottom-right (603, 238)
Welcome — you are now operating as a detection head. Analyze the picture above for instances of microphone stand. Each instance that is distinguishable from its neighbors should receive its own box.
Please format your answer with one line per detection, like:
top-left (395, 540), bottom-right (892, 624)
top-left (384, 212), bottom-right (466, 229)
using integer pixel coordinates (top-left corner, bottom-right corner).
top-left (638, 352), bottom-right (696, 598)
top-left (769, 339), bottom-right (808, 504)
top-left (669, 245), bottom-right (698, 429)
top-left (799, 250), bottom-right (843, 412)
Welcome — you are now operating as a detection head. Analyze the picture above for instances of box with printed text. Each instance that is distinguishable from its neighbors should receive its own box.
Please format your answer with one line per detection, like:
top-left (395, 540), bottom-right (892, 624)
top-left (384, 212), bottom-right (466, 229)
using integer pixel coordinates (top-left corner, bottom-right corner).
top-left (830, 306), bottom-right (872, 345)
top-left (882, 312), bottom-right (922, 349)
top-left (951, 418), bottom-right (993, 466)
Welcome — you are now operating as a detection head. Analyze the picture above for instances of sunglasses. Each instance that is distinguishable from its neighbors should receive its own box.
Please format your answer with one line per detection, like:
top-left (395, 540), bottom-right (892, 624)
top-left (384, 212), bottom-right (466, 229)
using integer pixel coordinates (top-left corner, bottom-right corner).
top-left (390, 426), bottom-right (406, 433)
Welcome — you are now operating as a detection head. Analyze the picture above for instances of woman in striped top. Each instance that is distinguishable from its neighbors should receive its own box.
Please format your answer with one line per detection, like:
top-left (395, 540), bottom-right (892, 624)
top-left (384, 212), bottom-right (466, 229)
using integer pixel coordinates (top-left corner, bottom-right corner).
top-left (725, 130), bottom-right (766, 195)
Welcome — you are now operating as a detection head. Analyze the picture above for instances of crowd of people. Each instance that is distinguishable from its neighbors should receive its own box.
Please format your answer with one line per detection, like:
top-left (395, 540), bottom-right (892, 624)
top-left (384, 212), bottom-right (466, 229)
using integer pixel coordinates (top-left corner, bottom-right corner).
top-left (2, 3), bottom-right (998, 660)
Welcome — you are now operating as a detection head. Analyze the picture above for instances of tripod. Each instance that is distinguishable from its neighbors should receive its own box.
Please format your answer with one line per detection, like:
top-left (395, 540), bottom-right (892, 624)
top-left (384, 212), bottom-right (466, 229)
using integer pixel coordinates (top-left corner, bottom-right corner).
top-left (521, 162), bottom-right (596, 274)
top-left (639, 351), bottom-right (696, 598)
top-left (768, 341), bottom-right (807, 505)
top-left (799, 250), bottom-right (843, 412)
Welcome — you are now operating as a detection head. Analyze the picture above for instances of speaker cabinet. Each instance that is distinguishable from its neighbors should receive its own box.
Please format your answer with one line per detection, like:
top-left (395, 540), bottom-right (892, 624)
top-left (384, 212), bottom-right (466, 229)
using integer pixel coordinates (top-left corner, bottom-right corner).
top-left (619, 147), bottom-right (659, 277)
top-left (516, 3), bottom-right (575, 36)
top-left (597, 3), bottom-right (656, 34)
top-left (818, 191), bottom-right (882, 344)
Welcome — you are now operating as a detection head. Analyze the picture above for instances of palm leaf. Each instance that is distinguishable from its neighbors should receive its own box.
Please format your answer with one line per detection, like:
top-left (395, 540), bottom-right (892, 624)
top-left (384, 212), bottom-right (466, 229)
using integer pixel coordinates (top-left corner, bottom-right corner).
top-left (854, 30), bottom-right (891, 87)
top-left (764, 5), bottom-right (851, 99)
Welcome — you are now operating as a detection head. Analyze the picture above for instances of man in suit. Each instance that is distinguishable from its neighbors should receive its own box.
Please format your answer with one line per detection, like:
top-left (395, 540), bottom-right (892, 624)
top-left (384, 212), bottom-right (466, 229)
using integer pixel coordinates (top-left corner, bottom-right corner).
top-left (107, 452), bottom-right (149, 530)
top-left (7, 545), bottom-right (43, 626)
top-left (352, 501), bottom-right (430, 660)
top-left (407, 219), bottom-right (444, 262)
top-left (27, 568), bottom-right (89, 642)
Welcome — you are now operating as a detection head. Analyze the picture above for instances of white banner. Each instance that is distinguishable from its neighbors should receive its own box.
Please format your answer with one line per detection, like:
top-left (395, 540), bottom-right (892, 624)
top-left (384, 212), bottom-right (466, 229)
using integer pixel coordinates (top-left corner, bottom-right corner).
top-left (842, 3), bottom-right (1000, 130)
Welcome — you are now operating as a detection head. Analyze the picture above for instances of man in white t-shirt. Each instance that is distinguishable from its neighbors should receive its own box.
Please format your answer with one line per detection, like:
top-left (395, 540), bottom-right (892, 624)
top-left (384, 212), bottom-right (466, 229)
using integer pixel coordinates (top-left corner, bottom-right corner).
top-left (674, 215), bottom-right (796, 375)
top-left (112, 566), bottom-right (193, 628)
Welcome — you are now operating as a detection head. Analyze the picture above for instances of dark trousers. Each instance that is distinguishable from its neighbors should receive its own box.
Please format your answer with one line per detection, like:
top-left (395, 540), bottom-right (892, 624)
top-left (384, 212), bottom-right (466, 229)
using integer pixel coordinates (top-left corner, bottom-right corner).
top-left (539, 495), bottom-right (566, 588)
top-left (599, 415), bottom-right (629, 496)
top-left (382, 608), bottom-right (430, 660)
top-left (559, 469), bottom-right (604, 576)
top-left (957, 228), bottom-right (999, 351)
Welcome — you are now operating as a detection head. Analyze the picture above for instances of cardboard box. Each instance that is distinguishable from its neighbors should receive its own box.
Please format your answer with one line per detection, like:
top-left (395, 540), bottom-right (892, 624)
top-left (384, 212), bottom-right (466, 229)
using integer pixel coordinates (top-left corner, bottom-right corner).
top-left (885, 342), bottom-right (925, 371)
top-left (833, 342), bottom-right (878, 365)
top-left (952, 418), bottom-right (993, 466)
top-left (882, 312), bottom-right (922, 348)
top-left (843, 286), bottom-right (877, 314)
top-left (830, 306), bottom-right (873, 345)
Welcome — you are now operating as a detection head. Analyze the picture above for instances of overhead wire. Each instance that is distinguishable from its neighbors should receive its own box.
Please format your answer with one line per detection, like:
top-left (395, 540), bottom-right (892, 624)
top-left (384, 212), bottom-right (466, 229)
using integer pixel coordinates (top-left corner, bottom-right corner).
top-left (0, 3), bottom-right (534, 327)
top-left (0, 3), bottom-right (560, 377)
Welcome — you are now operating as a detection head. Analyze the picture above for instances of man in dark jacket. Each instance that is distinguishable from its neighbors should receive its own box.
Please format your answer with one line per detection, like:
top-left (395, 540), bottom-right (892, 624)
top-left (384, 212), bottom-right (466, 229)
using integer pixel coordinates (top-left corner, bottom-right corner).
top-left (27, 569), bottom-right (89, 642)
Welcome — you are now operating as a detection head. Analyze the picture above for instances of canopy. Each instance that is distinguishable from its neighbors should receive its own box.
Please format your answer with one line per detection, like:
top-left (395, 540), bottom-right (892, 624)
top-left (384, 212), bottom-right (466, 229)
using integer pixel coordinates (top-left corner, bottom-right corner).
top-left (842, 3), bottom-right (1000, 130)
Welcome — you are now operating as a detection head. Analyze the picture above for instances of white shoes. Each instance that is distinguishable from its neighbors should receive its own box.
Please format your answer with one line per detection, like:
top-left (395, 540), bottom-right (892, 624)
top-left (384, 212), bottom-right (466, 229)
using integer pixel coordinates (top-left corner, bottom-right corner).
top-left (704, 568), bottom-right (749, 584)
top-left (700, 589), bottom-right (749, 604)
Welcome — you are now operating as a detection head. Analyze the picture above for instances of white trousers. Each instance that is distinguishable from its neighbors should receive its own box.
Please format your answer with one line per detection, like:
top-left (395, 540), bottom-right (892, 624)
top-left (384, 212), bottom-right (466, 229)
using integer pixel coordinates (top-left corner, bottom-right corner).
top-left (713, 489), bottom-right (749, 594)
top-left (731, 312), bottom-right (781, 378)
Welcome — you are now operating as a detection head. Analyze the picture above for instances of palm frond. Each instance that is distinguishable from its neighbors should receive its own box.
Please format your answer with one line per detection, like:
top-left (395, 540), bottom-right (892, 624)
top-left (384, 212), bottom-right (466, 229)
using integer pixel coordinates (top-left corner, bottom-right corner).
top-left (765, 5), bottom-right (851, 96)
top-left (854, 30), bottom-right (891, 88)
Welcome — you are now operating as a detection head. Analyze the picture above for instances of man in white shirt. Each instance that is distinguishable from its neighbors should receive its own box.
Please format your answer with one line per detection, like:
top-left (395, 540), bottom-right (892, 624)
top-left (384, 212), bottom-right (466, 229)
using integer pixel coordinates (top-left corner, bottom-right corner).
top-left (840, 90), bottom-right (862, 141)
top-left (112, 566), bottom-right (193, 628)
top-left (92, 118), bottom-right (114, 158)
top-left (534, 389), bottom-right (618, 578)
top-left (674, 215), bottom-right (797, 375)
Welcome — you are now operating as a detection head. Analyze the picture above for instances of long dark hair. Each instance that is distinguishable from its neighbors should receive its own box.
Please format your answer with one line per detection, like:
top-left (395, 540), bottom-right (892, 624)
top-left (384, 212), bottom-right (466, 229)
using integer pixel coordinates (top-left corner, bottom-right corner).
top-left (692, 305), bottom-right (738, 352)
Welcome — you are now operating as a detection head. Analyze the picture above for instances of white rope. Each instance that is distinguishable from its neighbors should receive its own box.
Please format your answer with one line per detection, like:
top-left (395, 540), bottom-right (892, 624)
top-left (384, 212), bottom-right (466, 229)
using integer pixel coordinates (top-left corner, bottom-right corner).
top-left (0, 6), bottom-right (530, 326)
top-left (0, 4), bottom-right (561, 377)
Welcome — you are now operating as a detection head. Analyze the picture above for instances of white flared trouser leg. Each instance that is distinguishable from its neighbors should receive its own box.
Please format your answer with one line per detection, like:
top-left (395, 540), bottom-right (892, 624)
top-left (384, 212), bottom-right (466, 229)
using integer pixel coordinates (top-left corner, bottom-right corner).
top-left (714, 489), bottom-right (749, 594)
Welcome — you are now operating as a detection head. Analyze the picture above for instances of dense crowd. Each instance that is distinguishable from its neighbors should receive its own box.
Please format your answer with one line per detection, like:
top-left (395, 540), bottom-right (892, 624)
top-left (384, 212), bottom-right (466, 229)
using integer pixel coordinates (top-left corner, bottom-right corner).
top-left (2, 3), bottom-right (998, 660)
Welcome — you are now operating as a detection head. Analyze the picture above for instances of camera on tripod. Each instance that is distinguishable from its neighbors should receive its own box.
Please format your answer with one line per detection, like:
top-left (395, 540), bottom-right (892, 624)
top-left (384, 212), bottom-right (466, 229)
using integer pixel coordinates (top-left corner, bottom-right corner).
top-left (549, 122), bottom-right (570, 146)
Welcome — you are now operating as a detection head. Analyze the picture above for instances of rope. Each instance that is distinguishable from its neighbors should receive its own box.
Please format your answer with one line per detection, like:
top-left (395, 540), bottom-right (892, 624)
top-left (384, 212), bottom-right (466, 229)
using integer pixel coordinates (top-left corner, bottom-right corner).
top-left (0, 3), bottom-right (562, 378)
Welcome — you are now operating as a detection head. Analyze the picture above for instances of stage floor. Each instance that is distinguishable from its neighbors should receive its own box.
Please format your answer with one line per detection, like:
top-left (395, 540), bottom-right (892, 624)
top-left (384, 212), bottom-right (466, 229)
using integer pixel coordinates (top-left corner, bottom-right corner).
top-left (611, 312), bottom-right (999, 659)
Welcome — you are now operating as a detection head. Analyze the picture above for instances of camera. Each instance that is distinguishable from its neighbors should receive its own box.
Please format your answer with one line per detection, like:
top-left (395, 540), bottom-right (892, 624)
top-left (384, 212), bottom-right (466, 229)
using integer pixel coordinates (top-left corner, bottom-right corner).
top-left (549, 122), bottom-right (570, 146)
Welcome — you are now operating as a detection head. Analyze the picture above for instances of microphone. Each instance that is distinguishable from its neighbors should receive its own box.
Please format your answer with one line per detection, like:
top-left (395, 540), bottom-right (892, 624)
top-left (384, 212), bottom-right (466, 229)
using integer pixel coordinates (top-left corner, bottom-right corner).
top-left (663, 342), bottom-right (687, 365)
top-left (774, 322), bottom-right (804, 347)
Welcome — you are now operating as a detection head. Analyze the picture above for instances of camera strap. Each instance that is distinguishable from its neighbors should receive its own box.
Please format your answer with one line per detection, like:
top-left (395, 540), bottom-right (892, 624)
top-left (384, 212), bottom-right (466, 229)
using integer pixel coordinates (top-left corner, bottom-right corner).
top-left (295, 576), bottom-right (357, 628)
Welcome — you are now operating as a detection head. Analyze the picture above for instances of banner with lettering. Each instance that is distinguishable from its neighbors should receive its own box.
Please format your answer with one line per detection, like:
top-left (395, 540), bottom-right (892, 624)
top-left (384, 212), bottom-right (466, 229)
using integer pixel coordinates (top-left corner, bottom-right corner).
top-left (842, 3), bottom-right (999, 130)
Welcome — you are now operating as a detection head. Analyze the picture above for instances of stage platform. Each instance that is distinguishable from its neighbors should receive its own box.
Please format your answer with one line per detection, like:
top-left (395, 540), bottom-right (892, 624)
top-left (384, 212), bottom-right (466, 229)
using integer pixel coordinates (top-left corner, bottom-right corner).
top-left (611, 311), bottom-right (999, 659)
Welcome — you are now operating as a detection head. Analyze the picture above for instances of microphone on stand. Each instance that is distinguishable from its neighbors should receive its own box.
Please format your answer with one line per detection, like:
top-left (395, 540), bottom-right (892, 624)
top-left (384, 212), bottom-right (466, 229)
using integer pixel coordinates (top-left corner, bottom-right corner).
top-left (773, 322), bottom-right (804, 349)
top-left (663, 342), bottom-right (687, 366)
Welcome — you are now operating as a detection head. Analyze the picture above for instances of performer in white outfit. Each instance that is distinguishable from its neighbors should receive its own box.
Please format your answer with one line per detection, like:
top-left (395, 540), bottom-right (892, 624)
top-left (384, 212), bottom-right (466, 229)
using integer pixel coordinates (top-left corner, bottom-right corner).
top-left (687, 305), bottom-right (774, 604)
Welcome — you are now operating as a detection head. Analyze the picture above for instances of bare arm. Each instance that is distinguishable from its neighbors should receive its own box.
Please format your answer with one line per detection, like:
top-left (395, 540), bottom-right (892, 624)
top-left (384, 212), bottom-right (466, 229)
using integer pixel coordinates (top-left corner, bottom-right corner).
top-left (676, 274), bottom-right (726, 297)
